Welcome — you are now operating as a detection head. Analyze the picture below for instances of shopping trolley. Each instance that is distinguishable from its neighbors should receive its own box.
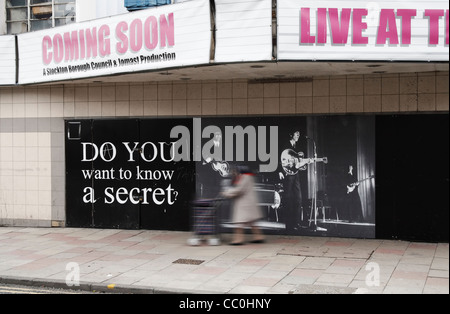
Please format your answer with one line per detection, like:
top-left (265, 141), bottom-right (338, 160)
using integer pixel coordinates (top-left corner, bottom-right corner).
top-left (187, 198), bottom-right (224, 246)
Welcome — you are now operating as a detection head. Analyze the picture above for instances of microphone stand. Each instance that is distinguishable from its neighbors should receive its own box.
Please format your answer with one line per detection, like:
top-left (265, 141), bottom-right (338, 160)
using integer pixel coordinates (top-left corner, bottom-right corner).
top-left (307, 137), bottom-right (327, 232)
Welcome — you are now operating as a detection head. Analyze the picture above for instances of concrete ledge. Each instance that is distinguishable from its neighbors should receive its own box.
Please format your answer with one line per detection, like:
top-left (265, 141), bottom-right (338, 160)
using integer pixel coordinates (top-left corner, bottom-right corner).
top-left (0, 275), bottom-right (212, 294)
top-left (0, 219), bottom-right (52, 228)
top-left (0, 276), bottom-right (92, 293)
top-left (51, 220), bottom-right (66, 228)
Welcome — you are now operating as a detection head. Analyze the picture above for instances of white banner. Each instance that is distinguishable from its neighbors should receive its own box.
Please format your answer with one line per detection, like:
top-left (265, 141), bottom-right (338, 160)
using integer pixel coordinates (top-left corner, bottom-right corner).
top-left (214, 0), bottom-right (273, 63)
top-left (18, 0), bottom-right (211, 84)
top-left (0, 36), bottom-right (16, 85)
top-left (278, 0), bottom-right (449, 61)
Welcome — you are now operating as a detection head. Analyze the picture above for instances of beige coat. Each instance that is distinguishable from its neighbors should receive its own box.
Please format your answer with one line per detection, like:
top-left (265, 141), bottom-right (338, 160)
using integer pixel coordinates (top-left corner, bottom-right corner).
top-left (222, 174), bottom-right (263, 224)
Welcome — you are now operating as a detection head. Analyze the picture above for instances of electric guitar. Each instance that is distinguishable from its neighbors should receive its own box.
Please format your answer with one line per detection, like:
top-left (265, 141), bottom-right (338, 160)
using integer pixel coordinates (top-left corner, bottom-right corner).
top-left (347, 175), bottom-right (375, 194)
top-left (203, 158), bottom-right (230, 177)
top-left (211, 161), bottom-right (230, 177)
top-left (281, 149), bottom-right (328, 176)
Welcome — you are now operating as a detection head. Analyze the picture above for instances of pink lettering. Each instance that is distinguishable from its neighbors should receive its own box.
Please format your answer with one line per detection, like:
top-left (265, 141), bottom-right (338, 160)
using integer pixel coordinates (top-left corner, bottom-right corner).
top-left (300, 8), bottom-right (315, 44)
top-left (317, 8), bottom-right (327, 44)
top-left (114, 13), bottom-right (175, 53)
top-left (53, 34), bottom-right (64, 63)
top-left (297, 6), bottom-right (448, 47)
top-left (159, 13), bottom-right (175, 47)
top-left (42, 36), bottom-right (52, 65)
top-left (41, 26), bottom-right (113, 64)
top-left (79, 30), bottom-right (86, 59)
top-left (300, 8), bottom-right (369, 45)
top-left (377, 9), bottom-right (399, 45)
top-left (352, 9), bottom-right (368, 44)
top-left (116, 22), bottom-right (129, 54)
top-left (425, 9), bottom-right (445, 45)
top-left (85, 27), bottom-right (98, 58)
top-left (329, 8), bottom-right (351, 44)
top-left (64, 31), bottom-right (79, 62)
top-left (397, 9), bottom-right (416, 45)
top-left (41, 13), bottom-right (177, 65)
top-left (446, 10), bottom-right (449, 45)
top-left (130, 19), bottom-right (143, 52)
top-left (98, 25), bottom-right (111, 56)
top-left (144, 16), bottom-right (158, 50)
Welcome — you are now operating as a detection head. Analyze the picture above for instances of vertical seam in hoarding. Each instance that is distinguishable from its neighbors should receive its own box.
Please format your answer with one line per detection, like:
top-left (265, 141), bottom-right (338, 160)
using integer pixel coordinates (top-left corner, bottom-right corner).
top-left (15, 35), bottom-right (19, 85)
top-left (209, 0), bottom-right (216, 62)
top-left (273, 0), bottom-right (277, 60)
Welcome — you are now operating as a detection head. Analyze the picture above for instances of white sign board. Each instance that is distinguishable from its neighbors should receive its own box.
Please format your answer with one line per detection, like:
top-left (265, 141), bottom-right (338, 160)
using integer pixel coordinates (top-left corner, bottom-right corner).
top-left (18, 0), bottom-right (211, 84)
top-left (214, 0), bottom-right (273, 63)
top-left (0, 36), bottom-right (16, 85)
top-left (278, 0), bottom-right (449, 61)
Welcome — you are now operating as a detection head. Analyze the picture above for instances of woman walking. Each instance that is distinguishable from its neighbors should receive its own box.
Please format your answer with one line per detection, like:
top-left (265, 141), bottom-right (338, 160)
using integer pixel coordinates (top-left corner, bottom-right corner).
top-left (221, 166), bottom-right (265, 245)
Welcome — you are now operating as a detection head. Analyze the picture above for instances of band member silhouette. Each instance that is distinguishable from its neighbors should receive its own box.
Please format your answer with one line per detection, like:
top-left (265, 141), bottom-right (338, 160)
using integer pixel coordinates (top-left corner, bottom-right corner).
top-left (344, 165), bottom-right (364, 222)
top-left (202, 130), bottom-right (230, 178)
top-left (278, 130), bottom-right (306, 232)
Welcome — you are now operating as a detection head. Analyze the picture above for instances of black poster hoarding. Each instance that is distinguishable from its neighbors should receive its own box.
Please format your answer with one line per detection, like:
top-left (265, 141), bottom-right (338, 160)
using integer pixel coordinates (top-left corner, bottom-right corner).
top-left (65, 116), bottom-right (376, 238)
top-left (196, 116), bottom-right (376, 239)
top-left (65, 118), bottom-right (195, 231)
top-left (139, 118), bottom-right (195, 231)
top-left (65, 114), bottom-right (448, 241)
top-left (66, 119), bottom-right (95, 228)
top-left (375, 114), bottom-right (449, 242)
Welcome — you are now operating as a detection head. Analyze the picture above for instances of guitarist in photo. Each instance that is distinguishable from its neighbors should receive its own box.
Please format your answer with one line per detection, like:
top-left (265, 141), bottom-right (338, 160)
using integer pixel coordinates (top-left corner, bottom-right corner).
top-left (278, 130), bottom-right (306, 232)
top-left (344, 165), bottom-right (364, 223)
top-left (279, 129), bottom-right (329, 232)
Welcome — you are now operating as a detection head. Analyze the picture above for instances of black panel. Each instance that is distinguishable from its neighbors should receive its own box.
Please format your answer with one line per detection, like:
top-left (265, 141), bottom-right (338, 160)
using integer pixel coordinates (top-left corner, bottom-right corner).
top-left (91, 119), bottom-right (141, 229)
top-left (376, 114), bottom-right (449, 242)
top-left (65, 119), bottom-right (94, 228)
top-left (139, 118), bottom-right (195, 231)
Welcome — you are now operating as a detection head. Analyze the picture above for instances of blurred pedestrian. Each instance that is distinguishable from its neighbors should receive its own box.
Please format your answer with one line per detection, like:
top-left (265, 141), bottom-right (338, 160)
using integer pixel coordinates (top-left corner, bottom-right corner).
top-left (221, 166), bottom-right (265, 245)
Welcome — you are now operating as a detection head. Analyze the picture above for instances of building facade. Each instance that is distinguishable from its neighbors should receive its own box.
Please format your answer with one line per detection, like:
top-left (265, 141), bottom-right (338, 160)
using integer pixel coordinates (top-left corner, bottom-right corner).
top-left (0, 0), bottom-right (448, 242)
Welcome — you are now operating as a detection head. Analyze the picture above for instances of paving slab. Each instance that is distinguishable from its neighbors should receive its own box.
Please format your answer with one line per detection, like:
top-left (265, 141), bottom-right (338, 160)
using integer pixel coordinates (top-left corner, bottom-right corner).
top-left (0, 227), bottom-right (448, 294)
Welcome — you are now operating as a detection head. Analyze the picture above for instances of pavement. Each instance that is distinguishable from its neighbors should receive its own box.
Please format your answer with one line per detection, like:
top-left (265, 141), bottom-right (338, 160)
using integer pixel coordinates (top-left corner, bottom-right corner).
top-left (0, 227), bottom-right (448, 294)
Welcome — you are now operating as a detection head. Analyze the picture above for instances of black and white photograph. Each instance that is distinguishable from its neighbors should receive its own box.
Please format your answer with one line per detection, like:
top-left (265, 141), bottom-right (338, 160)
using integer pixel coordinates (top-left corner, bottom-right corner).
top-left (196, 115), bottom-right (376, 239)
